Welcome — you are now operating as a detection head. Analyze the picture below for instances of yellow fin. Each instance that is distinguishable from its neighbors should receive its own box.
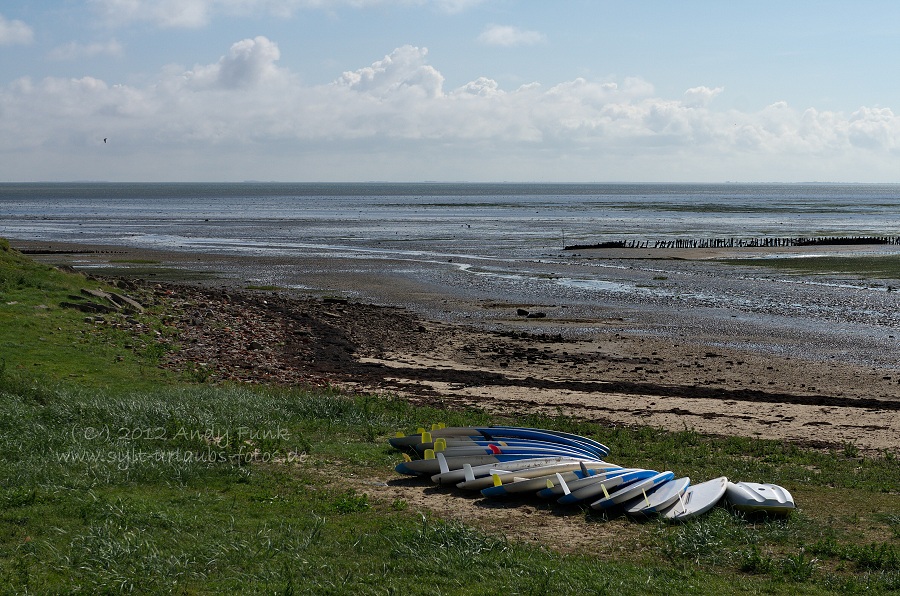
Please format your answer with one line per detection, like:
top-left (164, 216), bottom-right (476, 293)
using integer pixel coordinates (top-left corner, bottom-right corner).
top-left (421, 431), bottom-right (432, 444)
top-left (416, 427), bottom-right (425, 434)
top-left (642, 488), bottom-right (651, 508)
top-left (492, 474), bottom-right (502, 487)
top-left (402, 453), bottom-right (412, 462)
top-left (424, 449), bottom-right (435, 460)
top-left (431, 423), bottom-right (441, 431)
top-left (434, 438), bottom-right (447, 451)
top-left (395, 431), bottom-right (406, 438)
top-left (601, 482), bottom-right (610, 499)
top-left (546, 479), bottom-right (554, 489)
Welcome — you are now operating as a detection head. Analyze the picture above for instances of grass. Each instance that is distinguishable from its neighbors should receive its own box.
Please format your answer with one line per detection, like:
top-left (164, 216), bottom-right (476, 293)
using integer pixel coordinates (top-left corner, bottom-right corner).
top-left (2, 238), bottom-right (900, 594)
top-left (721, 254), bottom-right (900, 281)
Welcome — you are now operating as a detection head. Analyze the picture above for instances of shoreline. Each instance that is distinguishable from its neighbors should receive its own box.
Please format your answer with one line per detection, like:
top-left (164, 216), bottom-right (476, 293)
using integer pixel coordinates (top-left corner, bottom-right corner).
top-left (9, 237), bottom-right (900, 455)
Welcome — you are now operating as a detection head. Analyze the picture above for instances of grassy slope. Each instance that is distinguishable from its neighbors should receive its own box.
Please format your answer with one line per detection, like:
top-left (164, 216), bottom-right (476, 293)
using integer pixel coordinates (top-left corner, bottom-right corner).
top-left (1, 239), bottom-right (898, 594)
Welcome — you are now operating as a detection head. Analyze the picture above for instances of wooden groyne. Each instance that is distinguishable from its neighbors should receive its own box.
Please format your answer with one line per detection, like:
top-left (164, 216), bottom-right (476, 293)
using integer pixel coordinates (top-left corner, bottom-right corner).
top-left (564, 236), bottom-right (900, 251)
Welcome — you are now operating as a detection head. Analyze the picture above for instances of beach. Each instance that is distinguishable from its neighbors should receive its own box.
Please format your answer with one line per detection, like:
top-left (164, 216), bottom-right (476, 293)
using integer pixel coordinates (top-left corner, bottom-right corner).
top-left (12, 238), bottom-right (900, 456)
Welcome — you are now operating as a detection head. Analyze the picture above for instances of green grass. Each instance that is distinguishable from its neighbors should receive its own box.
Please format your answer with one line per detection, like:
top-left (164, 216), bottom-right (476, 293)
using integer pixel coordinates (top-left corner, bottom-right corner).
top-left (0, 242), bottom-right (179, 391)
top-left (721, 254), bottom-right (900, 280)
top-left (2, 238), bottom-right (900, 594)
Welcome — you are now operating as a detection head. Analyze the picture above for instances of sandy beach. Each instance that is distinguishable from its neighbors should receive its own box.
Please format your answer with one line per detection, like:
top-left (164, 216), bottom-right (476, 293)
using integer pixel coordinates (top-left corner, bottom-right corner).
top-left (12, 238), bottom-right (900, 456)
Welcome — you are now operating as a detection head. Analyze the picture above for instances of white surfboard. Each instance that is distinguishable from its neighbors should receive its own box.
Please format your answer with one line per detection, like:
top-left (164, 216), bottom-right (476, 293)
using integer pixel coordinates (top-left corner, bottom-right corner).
top-left (623, 476), bottom-right (690, 516)
top-left (725, 481), bottom-right (795, 514)
top-left (590, 471), bottom-right (675, 510)
top-left (537, 467), bottom-right (637, 498)
top-left (557, 469), bottom-right (658, 505)
top-left (458, 461), bottom-right (608, 491)
top-left (431, 456), bottom-right (586, 486)
top-left (660, 476), bottom-right (728, 521)
top-left (480, 464), bottom-right (621, 497)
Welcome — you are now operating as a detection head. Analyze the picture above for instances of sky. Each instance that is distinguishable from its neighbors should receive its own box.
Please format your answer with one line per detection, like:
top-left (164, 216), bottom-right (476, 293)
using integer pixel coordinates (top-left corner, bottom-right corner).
top-left (1, 0), bottom-right (899, 183)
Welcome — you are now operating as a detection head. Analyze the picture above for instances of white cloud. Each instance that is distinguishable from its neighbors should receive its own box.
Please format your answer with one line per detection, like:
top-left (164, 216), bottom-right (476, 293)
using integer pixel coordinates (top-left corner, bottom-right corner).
top-left (682, 85), bottom-right (724, 108)
top-left (0, 13), bottom-right (34, 45)
top-left (48, 39), bottom-right (124, 61)
top-left (434, 0), bottom-right (488, 14)
top-left (182, 36), bottom-right (284, 89)
top-left (88, 0), bottom-right (483, 28)
top-left (2, 41), bottom-right (900, 181)
top-left (454, 76), bottom-right (503, 98)
top-left (89, 0), bottom-right (213, 28)
top-left (847, 106), bottom-right (900, 151)
top-left (478, 24), bottom-right (546, 47)
top-left (215, 36), bottom-right (282, 88)
top-left (336, 45), bottom-right (444, 98)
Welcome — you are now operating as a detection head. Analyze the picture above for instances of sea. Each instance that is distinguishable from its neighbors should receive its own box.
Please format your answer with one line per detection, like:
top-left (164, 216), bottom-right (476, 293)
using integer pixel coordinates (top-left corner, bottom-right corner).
top-left (3, 182), bottom-right (900, 259)
top-left (3, 182), bottom-right (900, 367)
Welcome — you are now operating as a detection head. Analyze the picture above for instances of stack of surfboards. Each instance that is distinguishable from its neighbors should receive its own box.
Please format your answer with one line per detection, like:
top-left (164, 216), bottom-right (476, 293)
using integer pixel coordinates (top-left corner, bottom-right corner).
top-left (390, 425), bottom-right (795, 521)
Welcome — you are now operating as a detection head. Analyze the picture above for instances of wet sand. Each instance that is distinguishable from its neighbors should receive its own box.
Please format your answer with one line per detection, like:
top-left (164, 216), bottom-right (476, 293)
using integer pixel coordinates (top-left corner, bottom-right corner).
top-left (12, 238), bottom-right (900, 455)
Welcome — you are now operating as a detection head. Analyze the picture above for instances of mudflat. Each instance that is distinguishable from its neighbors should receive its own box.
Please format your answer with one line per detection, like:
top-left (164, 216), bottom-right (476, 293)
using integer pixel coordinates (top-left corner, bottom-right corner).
top-left (13, 239), bottom-right (900, 456)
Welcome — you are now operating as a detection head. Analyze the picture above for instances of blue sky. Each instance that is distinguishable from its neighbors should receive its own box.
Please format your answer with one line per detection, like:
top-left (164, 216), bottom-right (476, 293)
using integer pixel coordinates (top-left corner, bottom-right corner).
top-left (1, 0), bottom-right (899, 182)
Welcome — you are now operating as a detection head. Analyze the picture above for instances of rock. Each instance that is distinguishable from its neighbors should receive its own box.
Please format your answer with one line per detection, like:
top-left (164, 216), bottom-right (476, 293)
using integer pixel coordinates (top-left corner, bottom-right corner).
top-left (81, 287), bottom-right (115, 302)
top-left (108, 291), bottom-right (145, 313)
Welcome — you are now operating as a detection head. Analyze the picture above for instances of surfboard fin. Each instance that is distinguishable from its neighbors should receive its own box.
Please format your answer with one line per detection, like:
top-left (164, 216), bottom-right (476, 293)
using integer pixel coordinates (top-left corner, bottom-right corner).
top-left (424, 449), bottom-right (435, 460)
top-left (437, 452), bottom-right (449, 474)
top-left (463, 463), bottom-right (475, 482)
top-left (555, 472), bottom-right (571, 495)
top-left (492, 473), bottom-right (502, 487)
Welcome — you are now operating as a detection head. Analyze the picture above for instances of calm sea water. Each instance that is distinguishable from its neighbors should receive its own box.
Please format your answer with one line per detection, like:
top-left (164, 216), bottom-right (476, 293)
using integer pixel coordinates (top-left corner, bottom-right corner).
top-left (3, 182), bottom-right (900, 260)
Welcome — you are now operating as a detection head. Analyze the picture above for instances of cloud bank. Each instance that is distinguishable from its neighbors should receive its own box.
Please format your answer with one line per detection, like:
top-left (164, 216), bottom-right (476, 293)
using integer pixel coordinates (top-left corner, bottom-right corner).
top-left (1, 39), bottom-right (899, 181)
